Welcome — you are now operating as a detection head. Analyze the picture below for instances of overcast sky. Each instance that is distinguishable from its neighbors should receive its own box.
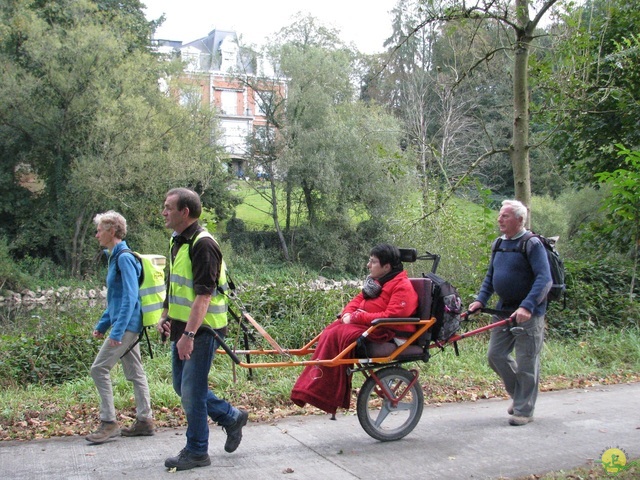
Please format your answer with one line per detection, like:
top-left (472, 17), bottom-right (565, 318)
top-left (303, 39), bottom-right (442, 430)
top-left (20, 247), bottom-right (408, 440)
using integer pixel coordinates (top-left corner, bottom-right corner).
top-left (143, 0), bottom-right (398, 53)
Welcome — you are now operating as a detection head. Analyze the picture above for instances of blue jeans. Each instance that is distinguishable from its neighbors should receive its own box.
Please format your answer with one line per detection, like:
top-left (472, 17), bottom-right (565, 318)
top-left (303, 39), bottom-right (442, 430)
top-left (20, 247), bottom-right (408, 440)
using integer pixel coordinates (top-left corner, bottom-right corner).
top-left (487, 315), bottom-right (545, 417)
top-left (172, 330), bottom-right (239, 455)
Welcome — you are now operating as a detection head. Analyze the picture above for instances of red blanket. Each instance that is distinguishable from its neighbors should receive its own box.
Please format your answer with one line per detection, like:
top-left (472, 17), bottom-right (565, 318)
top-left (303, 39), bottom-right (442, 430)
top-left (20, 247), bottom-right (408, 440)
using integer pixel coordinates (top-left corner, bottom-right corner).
top-left (290, 320), bottom-right (394, 414)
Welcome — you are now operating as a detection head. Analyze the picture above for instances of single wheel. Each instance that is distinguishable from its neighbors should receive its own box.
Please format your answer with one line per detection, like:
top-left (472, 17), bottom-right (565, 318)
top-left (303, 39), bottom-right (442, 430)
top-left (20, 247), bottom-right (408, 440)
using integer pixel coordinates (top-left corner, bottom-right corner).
top-left (356, 366), bottom-right (424, 441)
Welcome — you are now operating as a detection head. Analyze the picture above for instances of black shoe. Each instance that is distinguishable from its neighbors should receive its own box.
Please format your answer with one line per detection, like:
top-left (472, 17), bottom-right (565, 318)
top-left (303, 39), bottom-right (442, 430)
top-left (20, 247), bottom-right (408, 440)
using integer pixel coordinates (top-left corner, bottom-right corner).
top-left (164, 448), bottom-right (211, 471)
top-left (223, 409), bottom-right (248, 453)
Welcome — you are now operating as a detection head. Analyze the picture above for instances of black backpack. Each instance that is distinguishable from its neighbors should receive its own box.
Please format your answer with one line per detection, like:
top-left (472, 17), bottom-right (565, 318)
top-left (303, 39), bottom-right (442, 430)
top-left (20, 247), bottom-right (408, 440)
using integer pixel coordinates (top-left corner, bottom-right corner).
top-left (492, 232), bottom-right (566, 305)
top-left (424, 272), bottom-right (462, 343)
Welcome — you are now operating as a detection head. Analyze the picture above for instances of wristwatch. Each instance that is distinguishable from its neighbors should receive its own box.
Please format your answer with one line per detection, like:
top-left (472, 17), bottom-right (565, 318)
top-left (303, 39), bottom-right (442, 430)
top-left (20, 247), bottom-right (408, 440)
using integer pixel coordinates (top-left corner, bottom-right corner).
top-left (183, 331), bottom-right (196, 339)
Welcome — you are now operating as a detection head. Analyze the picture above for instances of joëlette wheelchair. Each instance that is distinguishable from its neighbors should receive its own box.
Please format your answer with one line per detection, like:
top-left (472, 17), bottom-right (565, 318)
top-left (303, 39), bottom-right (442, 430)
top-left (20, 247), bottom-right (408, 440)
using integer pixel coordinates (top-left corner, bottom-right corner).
top-left (214, 249), bottom-right (514, 442)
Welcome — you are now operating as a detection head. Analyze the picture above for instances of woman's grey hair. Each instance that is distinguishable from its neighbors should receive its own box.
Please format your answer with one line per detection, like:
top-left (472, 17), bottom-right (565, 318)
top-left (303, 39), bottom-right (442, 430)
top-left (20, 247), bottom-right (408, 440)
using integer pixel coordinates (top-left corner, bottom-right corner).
top-left (93, 210), bottom-right (127, 239)
top-left (502, 199), bottom-right (528, 225)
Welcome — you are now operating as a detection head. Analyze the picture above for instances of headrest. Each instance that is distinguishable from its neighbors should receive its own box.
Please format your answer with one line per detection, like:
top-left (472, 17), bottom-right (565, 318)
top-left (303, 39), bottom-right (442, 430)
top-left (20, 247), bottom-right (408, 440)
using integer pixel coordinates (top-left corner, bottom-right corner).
top-left (399, 248), bottom-right (417, 263)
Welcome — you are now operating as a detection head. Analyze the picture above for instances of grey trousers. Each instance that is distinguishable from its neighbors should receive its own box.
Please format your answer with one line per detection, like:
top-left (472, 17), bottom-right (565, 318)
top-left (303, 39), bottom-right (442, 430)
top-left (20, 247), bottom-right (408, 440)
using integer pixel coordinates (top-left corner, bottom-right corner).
top-left (487, 315), bottom-right (545, 418)
top-left (90, 330), bottom-right (152, 422)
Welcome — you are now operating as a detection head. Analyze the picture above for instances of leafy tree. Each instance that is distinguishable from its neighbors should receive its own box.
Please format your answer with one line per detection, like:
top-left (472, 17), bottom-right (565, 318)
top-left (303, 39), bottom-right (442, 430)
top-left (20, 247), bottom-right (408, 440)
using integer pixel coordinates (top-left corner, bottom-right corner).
top-left (235, 52), bottom-right (292, 260)
top-left (545, 0), bottom-right (640, 184)
top-left (0, 0), bottom-right (237, 275)
top-left (371, 3), bottom-right (520, 213)
top-left (233, 15), bottom-right (415, 267)
top-left (595, 146), bottom-right (640, 300)
top-left (374, 0), bottom-right (561, 221)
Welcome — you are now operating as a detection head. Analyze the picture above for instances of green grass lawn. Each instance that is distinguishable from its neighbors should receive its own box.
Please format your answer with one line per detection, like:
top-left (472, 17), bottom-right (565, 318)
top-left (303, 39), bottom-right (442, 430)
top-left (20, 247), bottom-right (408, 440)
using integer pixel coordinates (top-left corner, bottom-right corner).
top-left (232, 180), bottom-right (306, 230)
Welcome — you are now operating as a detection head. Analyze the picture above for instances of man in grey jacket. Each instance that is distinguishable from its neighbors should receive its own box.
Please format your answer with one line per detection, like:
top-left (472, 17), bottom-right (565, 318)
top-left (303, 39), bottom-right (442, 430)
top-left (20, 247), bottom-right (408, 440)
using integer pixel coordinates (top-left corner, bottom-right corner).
top-left (469, 199), bottom-right (552, 426)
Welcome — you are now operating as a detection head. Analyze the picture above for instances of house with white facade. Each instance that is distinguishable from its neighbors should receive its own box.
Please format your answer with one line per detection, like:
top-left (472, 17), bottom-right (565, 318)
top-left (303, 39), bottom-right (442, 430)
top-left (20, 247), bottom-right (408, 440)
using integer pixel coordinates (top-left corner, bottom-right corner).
top-left (153, 29), bottom-right (285, 178)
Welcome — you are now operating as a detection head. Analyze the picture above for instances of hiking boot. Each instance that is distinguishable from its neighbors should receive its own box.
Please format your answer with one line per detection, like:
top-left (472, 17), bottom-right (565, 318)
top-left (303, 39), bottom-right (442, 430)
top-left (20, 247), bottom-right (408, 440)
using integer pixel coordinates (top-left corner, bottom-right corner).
top-left (507, 403), bottom-right (514, 415)
top-left (85, 421), bottom-right (120, 443)
top-left (164, 448), bottom-right (211, 471)
top-left (223, 409), bottom-right (248, 453)
top-left (121, 419), bottom-right (155, 437)
top-left (509, 415), bottom-right (534, 426)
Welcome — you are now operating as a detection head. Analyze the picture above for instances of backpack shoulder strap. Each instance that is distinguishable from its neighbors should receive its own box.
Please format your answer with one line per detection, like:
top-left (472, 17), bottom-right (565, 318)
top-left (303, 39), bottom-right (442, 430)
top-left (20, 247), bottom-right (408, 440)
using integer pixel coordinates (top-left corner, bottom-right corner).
top-left (185, 227), bottom-right (231, 292)
top-left (491, 237), bottom-right (502, 252)
top-left (111, 248), bottom-right (142, 284)
top-left (518, 231), bottom-right (537, 257)
top-left (489, 237), bottom-right (502, 266)
top-left (186, 226), bottom-right (206, 260)
top-left (493, 232), bottom-right (535, 254)
top-left (111, 248), bottom-right (131, 271)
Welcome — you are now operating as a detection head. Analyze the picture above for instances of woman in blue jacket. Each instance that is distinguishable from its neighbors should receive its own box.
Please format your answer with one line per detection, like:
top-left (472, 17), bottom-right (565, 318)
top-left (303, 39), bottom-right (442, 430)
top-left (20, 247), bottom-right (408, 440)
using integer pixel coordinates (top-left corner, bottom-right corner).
top-left (86, 211), bottom-right (154, 443)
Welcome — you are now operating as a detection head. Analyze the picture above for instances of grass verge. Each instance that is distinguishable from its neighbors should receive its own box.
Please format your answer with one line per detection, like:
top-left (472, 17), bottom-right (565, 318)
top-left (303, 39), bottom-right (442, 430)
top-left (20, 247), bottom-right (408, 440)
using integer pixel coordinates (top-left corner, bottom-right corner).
top-left (1, 329), bottom-right (638, 441)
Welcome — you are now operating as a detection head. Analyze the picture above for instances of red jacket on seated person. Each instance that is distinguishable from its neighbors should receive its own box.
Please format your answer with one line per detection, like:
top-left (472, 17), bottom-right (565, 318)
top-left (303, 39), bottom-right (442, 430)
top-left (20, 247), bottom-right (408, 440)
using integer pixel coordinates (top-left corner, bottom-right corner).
top-left (291, 244), bottom-right (418, 415)
top-left (340, 270), bottom-right (418, 335)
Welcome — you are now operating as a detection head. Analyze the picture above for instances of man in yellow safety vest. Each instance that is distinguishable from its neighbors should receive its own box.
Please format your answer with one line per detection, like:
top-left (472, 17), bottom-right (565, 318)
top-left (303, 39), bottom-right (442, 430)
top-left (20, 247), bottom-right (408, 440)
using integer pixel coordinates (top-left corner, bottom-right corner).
top-left (158, 187), bottom-right (248, 471)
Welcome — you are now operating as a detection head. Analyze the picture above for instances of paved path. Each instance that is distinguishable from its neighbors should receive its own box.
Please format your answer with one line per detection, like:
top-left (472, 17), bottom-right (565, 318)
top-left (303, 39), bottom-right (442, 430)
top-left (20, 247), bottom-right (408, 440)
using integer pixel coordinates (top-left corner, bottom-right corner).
top-left (1, 382), bottom-right (638, 479)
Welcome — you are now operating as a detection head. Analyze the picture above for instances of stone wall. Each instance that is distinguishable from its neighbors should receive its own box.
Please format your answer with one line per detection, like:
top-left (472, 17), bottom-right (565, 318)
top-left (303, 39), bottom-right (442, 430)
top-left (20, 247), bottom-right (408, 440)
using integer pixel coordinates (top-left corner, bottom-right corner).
top-left (0, 286), bottom-right (107, 308)
top-left (0, 277), bottom-right (362, 309)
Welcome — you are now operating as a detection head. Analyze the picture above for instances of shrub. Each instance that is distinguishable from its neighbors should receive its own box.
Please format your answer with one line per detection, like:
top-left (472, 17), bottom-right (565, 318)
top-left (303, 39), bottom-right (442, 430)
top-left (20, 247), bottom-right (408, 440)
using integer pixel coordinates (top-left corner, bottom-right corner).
top-left (0, 303), bottom-right (102, 387)
top-left (0, 331), bottom-right (99, 387)
top-left (530, 195), bottom-right (569, 241)
top-left (293, 219), bottom-right (362, 274)
top-left (225, 229), bottom-right (283, 255)
top-left (16, 256), bottom-right (69, 288)
top-left (227, 281), bottom-right (359, 351)
top-left (547, 259), bottom-right (640, 338)
top-left (0, 236), bottom-right (30, 291)
top-left (560, 187), bottom-right (606, 241)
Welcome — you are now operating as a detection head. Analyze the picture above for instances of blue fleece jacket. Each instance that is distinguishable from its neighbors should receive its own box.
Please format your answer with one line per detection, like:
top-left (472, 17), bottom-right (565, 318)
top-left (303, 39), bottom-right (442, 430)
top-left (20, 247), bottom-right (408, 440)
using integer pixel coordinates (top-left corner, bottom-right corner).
top-left (94, 241), bottom-right (142, 342)
top-left (476, 231), bottom-right (552, 316)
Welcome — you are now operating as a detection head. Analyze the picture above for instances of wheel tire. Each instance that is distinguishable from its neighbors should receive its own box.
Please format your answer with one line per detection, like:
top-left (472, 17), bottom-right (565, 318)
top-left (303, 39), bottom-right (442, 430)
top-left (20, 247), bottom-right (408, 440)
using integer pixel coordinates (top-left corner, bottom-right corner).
top-left (356, 366), bottom-right (424, 441)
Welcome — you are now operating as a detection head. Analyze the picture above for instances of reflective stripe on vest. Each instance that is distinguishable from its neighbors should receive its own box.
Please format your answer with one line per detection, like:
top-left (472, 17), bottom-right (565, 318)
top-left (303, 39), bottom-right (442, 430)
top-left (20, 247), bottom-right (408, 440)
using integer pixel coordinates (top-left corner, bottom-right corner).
top-left (167, 230), bottom-right (228, 329)
top-left (168, 273), bottom-right (230, 293)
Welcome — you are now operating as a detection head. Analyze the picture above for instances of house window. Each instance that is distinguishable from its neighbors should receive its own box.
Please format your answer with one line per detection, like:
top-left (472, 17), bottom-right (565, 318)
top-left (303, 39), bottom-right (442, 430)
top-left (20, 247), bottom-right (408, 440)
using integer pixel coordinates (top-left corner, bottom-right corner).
top-left (220, 119), bottom-right (249, 155)
top-left (219, 37), bottom-right (238, 72)
top-left (254, 91), bottom-right (266, 116)
top-left (221, 90), bottom-right (237, 115)
top-left (182, 51), bottom-right (200, 72)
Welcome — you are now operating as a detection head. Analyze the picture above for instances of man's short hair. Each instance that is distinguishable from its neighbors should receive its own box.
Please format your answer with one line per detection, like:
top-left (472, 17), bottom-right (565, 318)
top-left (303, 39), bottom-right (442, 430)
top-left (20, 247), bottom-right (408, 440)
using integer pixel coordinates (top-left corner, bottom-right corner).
top-left (502, 199), bottom-right (528, 225)
top-left (93, 210), bottom-right (127, 239)
top-left (166, 188), bottom-right (202, 219)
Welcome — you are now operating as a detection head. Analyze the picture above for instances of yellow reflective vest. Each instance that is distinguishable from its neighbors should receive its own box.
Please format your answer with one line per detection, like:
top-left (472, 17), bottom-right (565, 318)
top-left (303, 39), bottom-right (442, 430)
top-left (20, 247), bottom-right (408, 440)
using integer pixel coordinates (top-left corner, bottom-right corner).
top-left (167, 230), bottom-right (229, 329)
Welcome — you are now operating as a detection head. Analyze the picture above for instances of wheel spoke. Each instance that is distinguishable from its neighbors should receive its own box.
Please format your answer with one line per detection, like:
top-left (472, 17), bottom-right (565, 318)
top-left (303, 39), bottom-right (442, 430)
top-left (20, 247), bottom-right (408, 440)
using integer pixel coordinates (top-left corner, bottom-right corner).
top-left (372, 403), bottom-right (392, 427)
top-left (394, 401), bottom-right (413, 412)
top-left (357, 366), bottom-right (424, 441)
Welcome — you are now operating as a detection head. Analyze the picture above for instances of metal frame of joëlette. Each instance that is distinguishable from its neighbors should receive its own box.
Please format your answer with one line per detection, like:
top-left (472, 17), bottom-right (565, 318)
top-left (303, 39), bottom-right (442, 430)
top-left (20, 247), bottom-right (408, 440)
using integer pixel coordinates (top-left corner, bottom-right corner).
top-left (214, 250), bottom-right (512, 370)
top-left (215, 309), bottom-right (514, 370)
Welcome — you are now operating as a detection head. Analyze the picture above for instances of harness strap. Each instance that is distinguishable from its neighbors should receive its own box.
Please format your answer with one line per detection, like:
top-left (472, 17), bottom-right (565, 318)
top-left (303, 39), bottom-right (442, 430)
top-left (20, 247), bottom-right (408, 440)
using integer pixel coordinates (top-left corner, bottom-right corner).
top-left (119, 328), bottom-right (154, 359)
top-left (242, 311), bottom-right (289, 357)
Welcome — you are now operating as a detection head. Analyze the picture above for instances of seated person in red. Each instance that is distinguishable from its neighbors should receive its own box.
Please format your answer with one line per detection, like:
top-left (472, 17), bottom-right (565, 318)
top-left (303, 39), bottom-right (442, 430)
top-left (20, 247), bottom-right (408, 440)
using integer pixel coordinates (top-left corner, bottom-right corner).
top-left (290, 244), bottom-right (419, 415)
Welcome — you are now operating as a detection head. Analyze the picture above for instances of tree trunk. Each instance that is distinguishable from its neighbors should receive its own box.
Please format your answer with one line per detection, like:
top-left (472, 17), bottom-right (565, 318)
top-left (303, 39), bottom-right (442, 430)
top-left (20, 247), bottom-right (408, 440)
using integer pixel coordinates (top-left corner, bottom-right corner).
top-left (511, 0), bottom-right (535, 225)
top-left (301, 180), bottom-right (315, 225)
top-left (71, 208), bottom-right (87, 277)
top-left (267, 169), bottom-right (290, 262)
